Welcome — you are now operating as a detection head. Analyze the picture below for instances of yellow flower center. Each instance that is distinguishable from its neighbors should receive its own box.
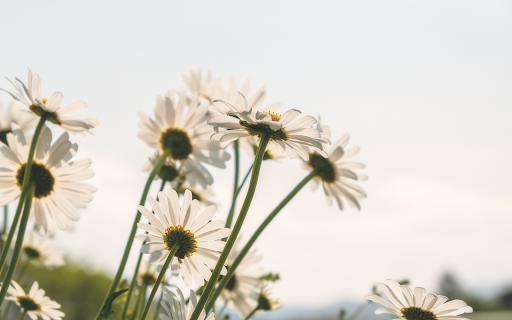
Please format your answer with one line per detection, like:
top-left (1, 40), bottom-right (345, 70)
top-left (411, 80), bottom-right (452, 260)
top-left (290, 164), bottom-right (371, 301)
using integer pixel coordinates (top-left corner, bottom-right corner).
top-left (16, 162), bottom-right (55, 199)
top-left (401, 307), bottom-right (438, 320)
top-left (162, 225), bottom-right (198, 259)
top-left (262, 111), bottom-right (282, 122)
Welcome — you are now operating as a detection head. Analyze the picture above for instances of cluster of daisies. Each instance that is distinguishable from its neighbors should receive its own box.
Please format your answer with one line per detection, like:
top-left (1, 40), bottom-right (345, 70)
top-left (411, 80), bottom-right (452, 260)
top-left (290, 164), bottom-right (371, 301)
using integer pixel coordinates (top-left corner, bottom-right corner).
top-left (0, 67), bottom-right (473, 320)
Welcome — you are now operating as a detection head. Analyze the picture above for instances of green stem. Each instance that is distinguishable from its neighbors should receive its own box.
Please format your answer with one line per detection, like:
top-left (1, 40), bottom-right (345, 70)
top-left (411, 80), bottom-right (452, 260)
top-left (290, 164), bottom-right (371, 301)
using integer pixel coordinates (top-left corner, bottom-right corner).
top-left (347, 300), bottom-right (371, 320)
top-left (0, 205), bottom-right (7, 250)
top-left (134, 284), bottom-right (148, 320)
top-left (225, 140), bottom-right (240, 228)
top-left (96, 150), bottom-right (171, 320)
top-left (151, 290), bottom-right (164, 320)
top-left (244, 307), bottom-right (258, 320)
top-left (0, 184), bottom-right (35, 307)
top-left (190, 134), bottom-right (271, 320)
top-left (205, 171), bottom-right (317, 311)
top-left (18, 309), bottom-right (27, 320)
top-left (139, 245), bottom-right (179, 320)
top-left (0, 115), bottom-right (46, 275)
top-left (122, 180), bottom-right (167, 320)
top-left (0, 192), bottom-right (27, 277)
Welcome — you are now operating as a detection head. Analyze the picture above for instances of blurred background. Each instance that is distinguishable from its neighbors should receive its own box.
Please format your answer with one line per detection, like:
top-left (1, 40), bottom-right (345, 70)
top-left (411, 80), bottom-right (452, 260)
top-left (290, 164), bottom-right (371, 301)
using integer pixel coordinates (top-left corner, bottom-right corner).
top-left (1, 1), bottom-right (511, 319)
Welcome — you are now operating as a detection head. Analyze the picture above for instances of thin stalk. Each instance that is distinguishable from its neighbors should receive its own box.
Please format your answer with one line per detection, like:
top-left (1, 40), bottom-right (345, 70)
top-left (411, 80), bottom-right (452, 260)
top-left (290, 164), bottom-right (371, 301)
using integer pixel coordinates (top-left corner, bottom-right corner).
top-left (0, 205), bottom-right (7, 250)
top-left (347, 300), bottom-right (371, 320)
top-left (0, 191), bottom-right (27, 276)
top-left (225, 140), bottom-right (240, 228)
top-left (244, 307), bottom-right (258, 320)
top-left (0, 184), bottom-right (35, 307)
top-left (151, 290), bottom-right (164, 320)
top-left (190, 134), bottom-right (270, 320)
top-left (237, 164), bottom-right (253, 196)
top-left (139, 244), bottom-right (179, 320)
top-left (0, 115), bottom-right (46, 274)
top-left (96, 150), bottom-right (171, 320)
top-left (134, 284), bottom-right (148, 320)
top-left (121, 180), bottom-right (167, 320)
top-left (206, 171), bottom-right (317, 311)
top-left (18, 309), bottom-right (27, 320)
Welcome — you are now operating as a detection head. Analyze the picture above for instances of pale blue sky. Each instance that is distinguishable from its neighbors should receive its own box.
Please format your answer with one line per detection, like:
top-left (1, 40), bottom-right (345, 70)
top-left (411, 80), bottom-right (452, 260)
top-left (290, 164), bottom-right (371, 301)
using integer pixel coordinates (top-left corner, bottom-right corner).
top-left (1, 0), bottom-right (511, 308)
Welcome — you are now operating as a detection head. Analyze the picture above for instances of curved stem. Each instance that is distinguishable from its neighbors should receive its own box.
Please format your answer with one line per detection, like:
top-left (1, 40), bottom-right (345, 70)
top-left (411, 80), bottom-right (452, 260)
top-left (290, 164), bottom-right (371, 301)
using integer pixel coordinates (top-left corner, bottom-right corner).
top-left (0, 115), bottom-right (46, 275)
top-left (0, 184), bottom-right (35, 307)
top-left (18, 309), bottom-right (27, 320)
top-left (225, 141), bottom-right (240, 228)
top-left (347, 300), bottom-right (371, 320)
top-left (151, 290), bottom-right (164, 320)
top-left (205, 171), bottom-right (317, 311)
top-left (0, 205), bottom-right (7, 251)
top-left (244, 307), bottom-right (258, 320)
top-left (0, 192), bottom-right (27, 277)
top-left (122, 180), bottom-right (167, 320)
top-left (190, 134), bottom-right (270, 320)
top-left (96, 150), bottom-right (171, 320)
top-left (139, 245), bottom-right (178, 320)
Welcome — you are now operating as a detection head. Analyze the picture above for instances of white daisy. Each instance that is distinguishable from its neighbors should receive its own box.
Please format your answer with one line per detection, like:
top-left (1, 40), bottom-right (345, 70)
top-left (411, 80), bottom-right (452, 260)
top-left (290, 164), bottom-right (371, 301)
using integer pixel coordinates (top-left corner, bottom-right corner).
top-left (365, 279), bottom-right (473, 320)
top-left (138, 260), bottom-right (169, 287)
top-left (1, 68), bottom-right (98, 136)
top-left (0, 103), bottom-right (37, 145)
top-left (303, 121), bottom-right (367, 210)
top-left (136, 189), bottom-right (231, 286)
top-left (5, 280), bottom-right (64, 320)
top-left (253, 284), bottom-right (283, 312)
top-left (137, 91), bottom-right (230, 187)
top-left (0, 123), bottom-right (96, 234)
top-left (208, 103), bottom-right (330, 161)
top-left (221, 246), bottom-right (262, 319)
top-left (21, 230), bottom-right (65, 268)
top-left (172, 180), bottom-right (215, 207)
top-left (160, 287), bottom-right (215, 320)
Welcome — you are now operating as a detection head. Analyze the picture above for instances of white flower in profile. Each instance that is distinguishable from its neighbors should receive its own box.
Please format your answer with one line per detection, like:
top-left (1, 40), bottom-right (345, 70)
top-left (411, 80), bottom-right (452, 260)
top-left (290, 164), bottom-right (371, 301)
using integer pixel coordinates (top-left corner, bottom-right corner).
top-left (253, 284), bottom-right (283, 312)
top-left (21, 230), bottom-right (65, 268)
top-left (1, 68), bottom-right (98, 136)
top-left (5, 280), bottom-right (64, 320)
top-left (221, 245), bottom-right (262, 319)
top-left (365, 279), bottom-right (473, 320)
top-left (208, 99), bottom-right (330, 160)
top-left (137, 91), bottom-right (230, 187)
top-left (303, 121), bottom-right (367, 210)
top-left (0, 124), bottom-right (96, 234)
top-left (136, 189), bottom-right (231, 286)
top-left (0, 103), bottom-right (37, 145)
top-left (160, 287), bottom-right (215, 320)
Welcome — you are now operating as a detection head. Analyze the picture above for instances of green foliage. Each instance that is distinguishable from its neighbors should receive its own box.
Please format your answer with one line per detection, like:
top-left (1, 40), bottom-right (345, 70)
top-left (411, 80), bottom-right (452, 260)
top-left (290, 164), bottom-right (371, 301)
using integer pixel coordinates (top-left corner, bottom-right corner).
top-left (100, 289), bottom-right (128, 319)
top-left (19, 261), bottom-right (113, 320)
top-left (338, 309), bottom-right (346, 320)
top-left (259, 272), bottom-right (280, 282)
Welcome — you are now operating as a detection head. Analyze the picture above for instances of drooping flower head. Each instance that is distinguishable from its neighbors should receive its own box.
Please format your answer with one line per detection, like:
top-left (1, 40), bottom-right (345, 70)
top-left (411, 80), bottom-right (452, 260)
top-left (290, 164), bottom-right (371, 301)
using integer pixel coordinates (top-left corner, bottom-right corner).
top-left (21, 230), bottom-right (65, 268)
top-left (253, 284), bottom-right (283, 313)
top-left (220, 244), bottom-right (262, 319)
top-left (0, 103), bottom-right (37, 145)
top-left (5, 280), bottom-right (64, 320)
top-left (208, 97), bottom-right (330, 160)
top-left (365, 279), bottom-right (473, 320)
top-left (303, 120), bottom-right (367, 210)
top-left (136, 189), bottom-right (231, 286)
top-left (160, 287), bottom-right (215, 320)
top-left (0, 124), bottom-right (96, 234)
top-left (137, 91), bottom-right (230, 187)
top-left (1, 68), bottom-right (98, 136)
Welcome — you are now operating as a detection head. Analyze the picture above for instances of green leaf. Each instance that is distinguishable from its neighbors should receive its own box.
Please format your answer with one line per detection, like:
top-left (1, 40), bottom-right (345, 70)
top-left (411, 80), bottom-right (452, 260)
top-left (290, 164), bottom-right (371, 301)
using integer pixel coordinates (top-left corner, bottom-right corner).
top-left (259, 273), bottom-right (280, 282)
top-left (100, 289), bottom-right (128, 319)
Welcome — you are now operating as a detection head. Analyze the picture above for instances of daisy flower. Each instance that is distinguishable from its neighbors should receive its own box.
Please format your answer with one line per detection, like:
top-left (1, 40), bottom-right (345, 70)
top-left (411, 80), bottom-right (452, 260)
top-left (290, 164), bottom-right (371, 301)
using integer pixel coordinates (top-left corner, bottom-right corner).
top-left (1, 68), bottom-right (98, 136)
top-left (138, 260), bottom-right (169, 287)
top-left (136, 189), bottom-right (231, 286)
top-left (0, 103), bottom-right (37, 145)
top-left (220, 245), bottom-right (262, 319)
top-left (173, 180), bottom-right (215, 207)
top-left (21, 230), bottom-right (65, 268)
top-left (0, 124), bottom-right (96, 234)
top-left (137, 91), bottom-right (230, 187)
top-left (365, 279), bottom-right (473, 320)
top-left (240, 136), bottom-right (287, 161)
top-left (208, 103), bottom-right (330, 161)
top-left (303, 121), bottom-right (367, 210)
top-left (5, 280), bottom-right (64, 320)
top-left (160, 287), bottom-right (214, 320)
top-left (254, 284), bottom-right (283, 312)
